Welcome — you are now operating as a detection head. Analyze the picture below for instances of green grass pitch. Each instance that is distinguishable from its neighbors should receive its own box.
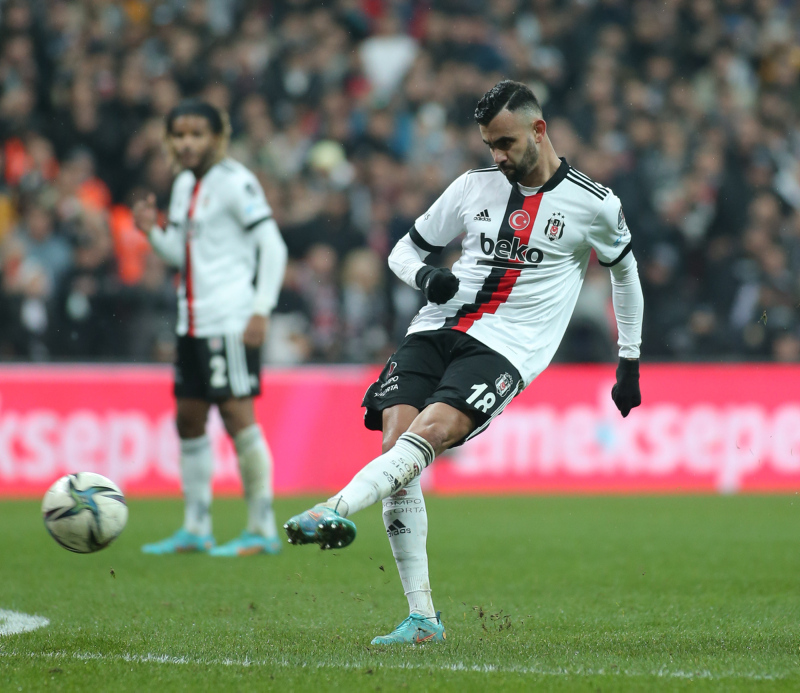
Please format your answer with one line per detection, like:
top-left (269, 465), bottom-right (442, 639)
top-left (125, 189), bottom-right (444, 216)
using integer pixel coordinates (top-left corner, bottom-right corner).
top-left (1, 495), bottom-right (799, 691)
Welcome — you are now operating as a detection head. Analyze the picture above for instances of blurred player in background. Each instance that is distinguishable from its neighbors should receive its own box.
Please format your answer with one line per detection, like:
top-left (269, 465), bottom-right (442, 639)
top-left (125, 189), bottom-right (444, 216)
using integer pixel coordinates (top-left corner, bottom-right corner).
top-left (284, 81), bottom-right (643, 642)
top-left (133, 100), bottom-right (288, 557)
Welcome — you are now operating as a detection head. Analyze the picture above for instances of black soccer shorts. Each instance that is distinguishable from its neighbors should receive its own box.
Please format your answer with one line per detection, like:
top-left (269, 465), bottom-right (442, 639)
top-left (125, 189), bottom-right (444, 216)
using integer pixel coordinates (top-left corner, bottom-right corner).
top-left (362, 329), bottom-right (522, 445)
top-left (174, 335), bottom-right (261, 401)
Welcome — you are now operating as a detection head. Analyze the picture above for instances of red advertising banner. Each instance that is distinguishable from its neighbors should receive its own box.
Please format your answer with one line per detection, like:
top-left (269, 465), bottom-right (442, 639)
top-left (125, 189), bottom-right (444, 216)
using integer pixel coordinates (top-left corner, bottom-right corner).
top-left (0, 364), bottom-right (799, 497)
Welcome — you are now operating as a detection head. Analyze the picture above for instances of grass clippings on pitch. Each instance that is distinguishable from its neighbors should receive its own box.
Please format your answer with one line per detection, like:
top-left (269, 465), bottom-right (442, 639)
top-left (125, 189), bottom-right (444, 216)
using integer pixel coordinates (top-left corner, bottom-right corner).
top-left (1, 495), bottom-right (799, 691)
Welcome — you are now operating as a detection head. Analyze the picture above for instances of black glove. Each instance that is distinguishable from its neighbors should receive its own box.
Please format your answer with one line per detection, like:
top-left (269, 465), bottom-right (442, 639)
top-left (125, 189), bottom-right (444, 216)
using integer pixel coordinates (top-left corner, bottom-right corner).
top-left (611, 358), bottom-right (641, 417)
top-left (416, 266), bottom-right (459, 304)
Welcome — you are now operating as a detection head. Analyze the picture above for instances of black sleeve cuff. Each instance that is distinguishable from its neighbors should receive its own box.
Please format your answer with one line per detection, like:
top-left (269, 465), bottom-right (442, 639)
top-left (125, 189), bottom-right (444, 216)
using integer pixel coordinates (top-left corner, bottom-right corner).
top-left (245, 215), bottom-right (273, 231)
top-left (410, 226), bottom-right (444, 253)
top-left (598, 241), bottom-right (632, 267)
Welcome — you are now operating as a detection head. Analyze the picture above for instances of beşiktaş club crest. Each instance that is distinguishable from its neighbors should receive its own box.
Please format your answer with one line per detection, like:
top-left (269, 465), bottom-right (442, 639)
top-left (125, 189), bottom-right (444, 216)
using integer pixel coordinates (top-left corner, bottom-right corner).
top-left (495, 372), bottom-right (514, 397)
top-left (544, 212), bottom-right (565, 241)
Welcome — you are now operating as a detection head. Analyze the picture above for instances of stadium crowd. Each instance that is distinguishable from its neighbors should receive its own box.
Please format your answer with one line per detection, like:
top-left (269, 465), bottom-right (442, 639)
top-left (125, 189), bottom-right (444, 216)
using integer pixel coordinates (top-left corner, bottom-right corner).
top-left (1, 0), bottom-right (799, 364)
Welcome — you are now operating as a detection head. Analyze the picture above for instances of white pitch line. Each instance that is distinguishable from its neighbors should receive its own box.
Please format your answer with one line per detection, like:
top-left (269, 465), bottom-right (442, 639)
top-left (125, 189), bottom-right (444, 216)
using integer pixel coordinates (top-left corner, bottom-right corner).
top-left (0, 649), bottom-right (788, 681)
top-left (0, 610), bottom-right (49, 636)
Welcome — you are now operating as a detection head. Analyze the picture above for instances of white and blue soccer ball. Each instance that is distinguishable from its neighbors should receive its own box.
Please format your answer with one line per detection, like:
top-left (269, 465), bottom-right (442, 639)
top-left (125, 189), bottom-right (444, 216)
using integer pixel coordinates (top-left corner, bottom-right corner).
top-left (42, 473), bottom-right (128, 553)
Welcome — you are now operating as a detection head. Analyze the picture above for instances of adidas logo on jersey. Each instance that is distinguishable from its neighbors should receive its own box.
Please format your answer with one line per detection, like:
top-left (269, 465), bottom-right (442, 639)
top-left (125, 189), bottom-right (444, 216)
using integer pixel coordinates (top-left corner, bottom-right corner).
top-left (473, 209), bottom-right (491, 221)
top-left (386, 519), bottom-right (411, 536)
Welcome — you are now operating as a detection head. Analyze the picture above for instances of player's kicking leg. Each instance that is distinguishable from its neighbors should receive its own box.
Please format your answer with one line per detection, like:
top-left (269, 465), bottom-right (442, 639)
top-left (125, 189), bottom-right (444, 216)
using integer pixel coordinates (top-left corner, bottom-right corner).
top-left (285, 402), bottom-right (471, 546)
top-left (283, 428), bottom-right (435, 548)
top-left (142, 398), bottom-right (216, 554)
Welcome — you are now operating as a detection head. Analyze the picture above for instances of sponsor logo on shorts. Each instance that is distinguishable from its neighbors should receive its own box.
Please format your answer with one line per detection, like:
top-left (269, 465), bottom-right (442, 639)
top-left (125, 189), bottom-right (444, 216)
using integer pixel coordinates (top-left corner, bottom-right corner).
top-left (375, 382), bottom-right (398, 397)
top-left (375, 370), bottom-right (400, 398)
top-left (496, 372), bottom-right (514, 397)
top-left (208, 337), bottom-right (223, 352)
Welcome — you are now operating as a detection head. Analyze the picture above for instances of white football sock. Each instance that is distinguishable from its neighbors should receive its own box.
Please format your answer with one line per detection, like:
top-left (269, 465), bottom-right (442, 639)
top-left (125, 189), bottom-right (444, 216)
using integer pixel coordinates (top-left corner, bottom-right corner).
top-left (234, 424), bottom-right (277, 538)
top-left (327, 432), bottom-right (435, 517)
top-left (382, 475), bottom-right (436, 619)
top-left (180, 435), bottom-right (214, 536)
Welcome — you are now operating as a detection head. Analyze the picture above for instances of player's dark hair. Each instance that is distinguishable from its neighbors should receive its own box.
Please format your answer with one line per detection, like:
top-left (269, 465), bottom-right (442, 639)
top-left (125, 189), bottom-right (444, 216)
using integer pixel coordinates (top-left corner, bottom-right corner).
top-left (166, 99), bottom-right (225, 135)
top-left (474, 80), bottom-right (541, 126)
top-left (164, 99), bottom-right (232, 172)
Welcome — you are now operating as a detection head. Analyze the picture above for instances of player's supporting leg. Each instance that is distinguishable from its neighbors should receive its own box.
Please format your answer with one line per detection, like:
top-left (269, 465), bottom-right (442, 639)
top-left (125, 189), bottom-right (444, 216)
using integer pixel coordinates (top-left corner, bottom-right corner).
top-left (376, 406), bottom-right (436, 618)
top-left (284, 403), bottom-right (472, 552)
top-left (374, 479), bottom-right (446, 644)
top-left (382, 476), bottom-right (434, 615)
top-left (142, 399), bottom-right (215, 554)
top-left (209, 398), bottom-right (280, 556)
top-left (372, 407), bottom-right (444, 644)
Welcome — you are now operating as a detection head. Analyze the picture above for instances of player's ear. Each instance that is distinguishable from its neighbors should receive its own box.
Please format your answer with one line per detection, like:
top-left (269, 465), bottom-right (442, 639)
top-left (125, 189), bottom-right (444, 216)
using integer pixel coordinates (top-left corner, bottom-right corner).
top-left (532, 118), bottom-right (546, 143)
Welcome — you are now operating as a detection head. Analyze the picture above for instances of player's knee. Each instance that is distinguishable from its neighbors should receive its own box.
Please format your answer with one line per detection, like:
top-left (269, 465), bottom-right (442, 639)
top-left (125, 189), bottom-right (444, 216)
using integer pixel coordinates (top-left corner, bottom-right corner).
top-left (409, 409), bottom-right (474, 455)
top-left (219, 409), bottom-right (244, 437)
top-left (218, 400), bottom-right (254, 438)
top-left (176, 411), bottom-right (206, 439)
top-left (382, 429), bottom-right (401, 453)
top-left (407, 420), bottom-right (450, 455)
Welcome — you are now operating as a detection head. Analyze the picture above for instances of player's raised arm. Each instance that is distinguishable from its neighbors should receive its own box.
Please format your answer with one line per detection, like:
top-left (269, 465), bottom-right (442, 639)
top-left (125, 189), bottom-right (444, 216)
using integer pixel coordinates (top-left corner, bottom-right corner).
top-left (388, 173), bottom-right (468, 304)
top-left (587, 193), bottom-right (644, 417)
top-left (133, 187), bottom-right (187, 268)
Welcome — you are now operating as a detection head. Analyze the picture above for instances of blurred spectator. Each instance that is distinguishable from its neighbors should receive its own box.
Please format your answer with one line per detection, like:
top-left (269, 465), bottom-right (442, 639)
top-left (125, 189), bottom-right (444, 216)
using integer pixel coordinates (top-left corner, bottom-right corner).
top-left (340, 247), bottom-right (390, 362)
top-left (0, 0), bottom-right (799, 364)
top-left (13, 201), bottom-right (71, 289)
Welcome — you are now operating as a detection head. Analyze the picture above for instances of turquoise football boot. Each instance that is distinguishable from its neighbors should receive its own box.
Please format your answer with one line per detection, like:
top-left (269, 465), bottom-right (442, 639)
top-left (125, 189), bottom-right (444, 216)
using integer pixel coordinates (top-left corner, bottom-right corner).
top-left (283, 504), bottom-right (356, 550)
top-left (141, 528), bottom-right (215, 554)
top-left (208, 531), bottom-right (281, 557)
top-left (371, 612), bottom-right (446, 645)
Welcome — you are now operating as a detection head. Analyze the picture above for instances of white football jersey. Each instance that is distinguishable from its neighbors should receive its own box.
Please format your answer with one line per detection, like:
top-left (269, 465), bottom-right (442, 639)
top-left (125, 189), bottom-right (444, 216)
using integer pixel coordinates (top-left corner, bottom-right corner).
top-left (407, 159), bottom-right (632, 385)
top-left (166, 158), bottom-right (274, 337)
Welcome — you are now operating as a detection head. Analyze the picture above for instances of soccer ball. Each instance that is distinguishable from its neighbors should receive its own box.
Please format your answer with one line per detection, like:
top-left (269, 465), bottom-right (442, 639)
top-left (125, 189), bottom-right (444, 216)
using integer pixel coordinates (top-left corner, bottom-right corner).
top-left (42, 473), bottom-right (128, 553)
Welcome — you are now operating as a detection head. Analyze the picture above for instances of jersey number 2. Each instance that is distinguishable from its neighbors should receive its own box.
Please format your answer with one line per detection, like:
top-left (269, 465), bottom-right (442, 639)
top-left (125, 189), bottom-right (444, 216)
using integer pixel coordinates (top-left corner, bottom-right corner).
top-left (209, 355), bottom-right (228, 388)
top-left (466, 383), bottom-right (496, 412)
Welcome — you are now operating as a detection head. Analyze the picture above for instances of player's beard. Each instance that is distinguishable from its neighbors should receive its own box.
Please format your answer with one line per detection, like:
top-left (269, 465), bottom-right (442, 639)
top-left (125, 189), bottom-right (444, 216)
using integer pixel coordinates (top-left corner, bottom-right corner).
top-left (500, 137), bottom-right (539, 184)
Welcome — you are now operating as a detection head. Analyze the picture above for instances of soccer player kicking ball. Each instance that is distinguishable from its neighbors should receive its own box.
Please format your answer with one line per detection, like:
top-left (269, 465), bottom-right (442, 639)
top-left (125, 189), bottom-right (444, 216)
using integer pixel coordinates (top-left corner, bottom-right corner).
top-left (284, 81), bottom-right (644, 644)
top-left (134, 100), bottom-right (288, 556)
